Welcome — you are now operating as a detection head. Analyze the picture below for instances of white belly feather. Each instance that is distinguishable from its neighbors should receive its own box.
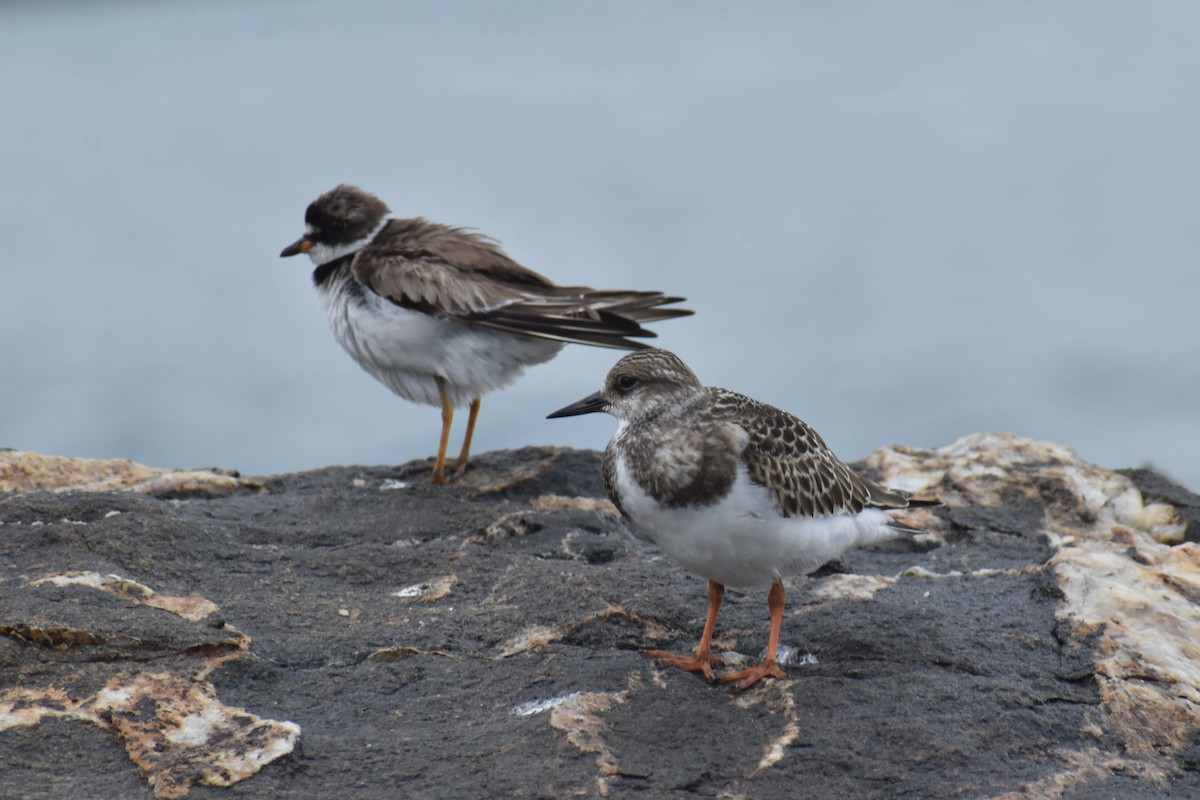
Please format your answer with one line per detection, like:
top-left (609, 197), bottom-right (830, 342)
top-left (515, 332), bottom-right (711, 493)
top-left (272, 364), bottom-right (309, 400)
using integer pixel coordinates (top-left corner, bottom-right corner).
top-left (318, 272), bottom-right (562, 408)
top-left (613, 454), bottom-right (901, 588)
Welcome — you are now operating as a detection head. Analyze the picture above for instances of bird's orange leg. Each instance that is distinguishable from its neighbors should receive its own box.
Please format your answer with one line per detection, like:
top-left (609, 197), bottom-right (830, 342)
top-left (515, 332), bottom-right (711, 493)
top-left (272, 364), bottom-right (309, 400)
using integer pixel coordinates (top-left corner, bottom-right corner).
top-left (431, 379), bottom-right (454, 485)
top-left (646, 580), bottom-right (725, 681)
top-left (449, 397), bottom-right (481, 477)
top-left (721, 579), bottom-right (787, 690)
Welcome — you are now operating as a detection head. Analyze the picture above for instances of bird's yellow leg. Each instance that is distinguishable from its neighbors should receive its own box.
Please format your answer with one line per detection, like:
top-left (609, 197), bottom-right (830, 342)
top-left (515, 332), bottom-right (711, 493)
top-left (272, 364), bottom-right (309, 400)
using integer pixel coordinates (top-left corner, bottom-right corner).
top-left (450, 397), bottom-right (481, 476)
top-left (431, 378), bottom-right (454, 485)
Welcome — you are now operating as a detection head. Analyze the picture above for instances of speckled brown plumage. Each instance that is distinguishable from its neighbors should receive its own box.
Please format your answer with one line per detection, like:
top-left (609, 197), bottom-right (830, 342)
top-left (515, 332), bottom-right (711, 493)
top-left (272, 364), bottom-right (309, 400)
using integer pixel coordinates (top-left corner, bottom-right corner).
top-left (602, 385), bottom-right (920, 520)
top-left (550, 348), bottom-right (930, 523)
top-left (548, 348), bottom-right (939, 689)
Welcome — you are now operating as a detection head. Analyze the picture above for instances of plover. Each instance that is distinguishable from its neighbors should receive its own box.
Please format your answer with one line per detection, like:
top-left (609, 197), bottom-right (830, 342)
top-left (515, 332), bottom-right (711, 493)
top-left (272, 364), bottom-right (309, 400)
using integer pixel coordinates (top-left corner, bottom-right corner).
top-left (281, 184), bottom-right (692, 484)
top-left (548, 348), bottom-right (938, 690)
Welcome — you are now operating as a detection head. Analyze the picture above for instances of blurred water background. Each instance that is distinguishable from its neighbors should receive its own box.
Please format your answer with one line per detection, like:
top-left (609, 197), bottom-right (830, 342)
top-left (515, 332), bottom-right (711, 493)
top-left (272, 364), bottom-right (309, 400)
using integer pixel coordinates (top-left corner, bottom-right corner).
top-left (2, 1), bottom-right (1198, 489)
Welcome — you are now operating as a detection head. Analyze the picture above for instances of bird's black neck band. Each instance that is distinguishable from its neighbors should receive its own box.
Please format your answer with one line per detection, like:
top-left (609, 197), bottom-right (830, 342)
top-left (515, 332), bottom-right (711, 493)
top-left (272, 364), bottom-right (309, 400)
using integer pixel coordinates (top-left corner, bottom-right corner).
top-left (312, 255), bottom-right (353, 288)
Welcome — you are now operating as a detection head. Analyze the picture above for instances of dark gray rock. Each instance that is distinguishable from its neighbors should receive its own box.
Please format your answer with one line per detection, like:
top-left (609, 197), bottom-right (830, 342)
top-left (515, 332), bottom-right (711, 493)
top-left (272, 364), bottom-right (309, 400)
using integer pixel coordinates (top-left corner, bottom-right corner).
top-left (2, 444), bottom-right (1199, 799)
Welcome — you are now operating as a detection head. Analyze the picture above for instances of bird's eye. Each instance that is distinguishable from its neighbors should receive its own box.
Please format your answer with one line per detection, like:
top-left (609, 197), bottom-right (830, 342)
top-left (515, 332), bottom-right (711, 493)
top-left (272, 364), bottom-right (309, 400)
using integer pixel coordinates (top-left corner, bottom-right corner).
top-left (615, 375), bottom-right (639, 392)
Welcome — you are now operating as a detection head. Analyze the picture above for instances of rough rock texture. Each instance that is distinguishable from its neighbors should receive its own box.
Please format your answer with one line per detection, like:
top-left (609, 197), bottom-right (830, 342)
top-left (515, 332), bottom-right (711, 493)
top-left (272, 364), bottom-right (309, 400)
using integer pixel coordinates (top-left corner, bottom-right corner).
top-left (2, 434), bottom-right (1199, 799)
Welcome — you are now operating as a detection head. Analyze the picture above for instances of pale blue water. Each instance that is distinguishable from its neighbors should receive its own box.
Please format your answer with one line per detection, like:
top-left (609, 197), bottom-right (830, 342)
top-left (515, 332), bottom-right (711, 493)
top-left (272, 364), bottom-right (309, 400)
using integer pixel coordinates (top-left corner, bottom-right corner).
top-left (2, 1), bottom-right (1198, 489)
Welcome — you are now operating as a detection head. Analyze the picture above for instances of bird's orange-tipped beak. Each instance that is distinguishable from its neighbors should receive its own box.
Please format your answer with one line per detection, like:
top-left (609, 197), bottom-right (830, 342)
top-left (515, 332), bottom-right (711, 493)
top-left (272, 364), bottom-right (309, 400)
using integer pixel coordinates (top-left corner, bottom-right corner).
top-left (280, 238), bottom-right (312, 258)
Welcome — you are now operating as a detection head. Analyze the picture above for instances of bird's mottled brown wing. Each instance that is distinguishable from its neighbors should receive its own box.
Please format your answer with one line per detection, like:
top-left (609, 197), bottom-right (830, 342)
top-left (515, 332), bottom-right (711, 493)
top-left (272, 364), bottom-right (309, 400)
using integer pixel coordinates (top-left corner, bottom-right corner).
top-left (351, 218), bottom-right (554, 313)
top-left (352, 218), bottom-right (692, 348)
top-left (707, 389), bottom-right (916, 519)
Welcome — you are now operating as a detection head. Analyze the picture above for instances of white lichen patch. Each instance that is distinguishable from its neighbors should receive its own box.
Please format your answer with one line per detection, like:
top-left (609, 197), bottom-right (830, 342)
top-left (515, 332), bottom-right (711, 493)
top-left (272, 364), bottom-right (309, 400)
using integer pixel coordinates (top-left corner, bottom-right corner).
top-left (868, 433), bottom-right (1184, 543)
top-left (0, 450), bottom-right (258, 496)
top-left (498, 625), bottom-right (562, 658)
top-left (0, 568), bottom-right (286, 797)
top-left (101, 671), bottom-right (301, 799)
top-left (510, 694), bottom-right (576, 717)
top-left (549, 690), bottom-right (629, 796)
top-left (0, 669), bottom-right (298, 799)
top-left (752, 685), bottom-right (801, 775)
top-left (482, 510), bottom-right (538, 540)
top-left (527, 494), bottom-right (621, 515)
top-left (0, 686), bottom-right (72, 730)
top-left (1053, 539), bottom-right (1200, 773)
top-left (164, 706), bottom-right (226, 746)
top-left (869, 431), bottom-right (1198, 779)
top-left (390, 574), bottom-right (456, 602)
top-left (30, 572), bottom-right (219, 622)
top-left (725, 680), bottom-right (802, 777)
top-left (805, 573), bottom-right (895, 603)
top-left (93, 685), bottom-right (134, 712)
top-left (367, 645), bottom-right (455, 662)
top-left (987, 746), bottom-right (1129, 800)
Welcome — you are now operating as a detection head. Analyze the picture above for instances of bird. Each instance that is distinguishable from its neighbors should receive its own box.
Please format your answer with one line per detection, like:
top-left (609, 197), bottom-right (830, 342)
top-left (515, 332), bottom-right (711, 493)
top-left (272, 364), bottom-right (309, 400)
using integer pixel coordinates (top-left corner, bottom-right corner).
top-left (547, 348), bottom-right (938, 690)
top-left (280, 184), bottom-right (692, 484)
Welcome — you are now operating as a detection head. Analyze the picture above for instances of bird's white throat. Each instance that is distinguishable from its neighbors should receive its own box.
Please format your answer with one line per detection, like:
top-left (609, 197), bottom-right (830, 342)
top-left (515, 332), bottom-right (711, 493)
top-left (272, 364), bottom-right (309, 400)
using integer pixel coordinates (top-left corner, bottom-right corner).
top-left (306, 218), bottom-right (389, 266)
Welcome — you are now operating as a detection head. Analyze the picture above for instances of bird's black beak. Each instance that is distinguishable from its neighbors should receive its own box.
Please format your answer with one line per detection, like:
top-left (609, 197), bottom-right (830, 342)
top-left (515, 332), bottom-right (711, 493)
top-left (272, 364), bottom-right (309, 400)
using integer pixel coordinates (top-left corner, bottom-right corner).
top-left (547, 391), bottom-right (608, 419)
top-left (280, 238), bottom-right (312, 258)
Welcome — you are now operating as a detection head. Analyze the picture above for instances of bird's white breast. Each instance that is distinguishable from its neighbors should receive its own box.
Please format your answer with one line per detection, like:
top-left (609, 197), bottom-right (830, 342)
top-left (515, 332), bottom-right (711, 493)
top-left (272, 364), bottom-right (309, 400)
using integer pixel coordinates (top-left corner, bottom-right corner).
top-left (612, 453), bottom-right (900, 588)
top-left (316, 270), bottom-right (561, 407)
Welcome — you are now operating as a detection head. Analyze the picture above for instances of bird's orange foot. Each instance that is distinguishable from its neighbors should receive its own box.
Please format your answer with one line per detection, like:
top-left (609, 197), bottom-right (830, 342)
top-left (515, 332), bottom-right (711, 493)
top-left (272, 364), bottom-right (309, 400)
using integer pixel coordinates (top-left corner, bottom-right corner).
top-left (415, 460), bottom-right (458, 485)
top-left (644, 649), bottom-right (723, 682)
top-left (419, 456), bottom-right (470, 484)
top-left (720, 660), bottom-right (786, 691)
top-left (409, 460), bottom-right (446, 482)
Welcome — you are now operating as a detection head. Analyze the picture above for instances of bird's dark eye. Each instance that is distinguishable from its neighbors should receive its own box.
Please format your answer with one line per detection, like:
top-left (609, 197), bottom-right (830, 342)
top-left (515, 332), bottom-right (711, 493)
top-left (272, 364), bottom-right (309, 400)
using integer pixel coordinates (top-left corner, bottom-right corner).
top-left (615, 375), bottom-right (639, 392)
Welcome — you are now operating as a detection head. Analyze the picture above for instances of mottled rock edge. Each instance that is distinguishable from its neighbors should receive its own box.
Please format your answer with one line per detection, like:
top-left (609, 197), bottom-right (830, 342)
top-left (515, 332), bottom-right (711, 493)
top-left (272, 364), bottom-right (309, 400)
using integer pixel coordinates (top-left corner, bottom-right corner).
top-left (1, 435), bottom-right (1198, 799)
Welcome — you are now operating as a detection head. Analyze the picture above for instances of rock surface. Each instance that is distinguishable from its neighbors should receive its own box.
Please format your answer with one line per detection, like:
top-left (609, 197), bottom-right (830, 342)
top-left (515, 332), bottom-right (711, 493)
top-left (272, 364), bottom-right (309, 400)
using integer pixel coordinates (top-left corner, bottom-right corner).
top-left (2, 434), bottom-right (1199, 799)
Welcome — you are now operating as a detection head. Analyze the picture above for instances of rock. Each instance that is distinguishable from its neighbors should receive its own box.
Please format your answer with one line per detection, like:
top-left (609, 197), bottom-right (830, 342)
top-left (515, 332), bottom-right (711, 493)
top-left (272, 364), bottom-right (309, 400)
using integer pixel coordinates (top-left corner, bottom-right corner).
top-left (1, 434), bottom-right (1199, 798)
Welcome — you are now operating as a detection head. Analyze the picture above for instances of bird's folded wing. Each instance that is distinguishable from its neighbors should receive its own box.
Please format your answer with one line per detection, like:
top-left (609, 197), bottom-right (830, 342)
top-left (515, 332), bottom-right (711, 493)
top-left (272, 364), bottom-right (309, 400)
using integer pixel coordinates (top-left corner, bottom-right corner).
top-left (351, 249), bottom-right (541, 314)
top-left (354, 249), bottom-right (691, 349)
top-left (465, 289), bottom-right (692, 349)
top-left (722, 396), bottom-right (881, 518)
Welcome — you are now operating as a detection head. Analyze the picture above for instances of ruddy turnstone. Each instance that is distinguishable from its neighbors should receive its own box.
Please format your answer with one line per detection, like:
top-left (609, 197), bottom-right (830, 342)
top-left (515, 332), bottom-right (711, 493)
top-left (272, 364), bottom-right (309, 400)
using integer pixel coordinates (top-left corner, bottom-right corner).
top-left (280, 184), bottom-right (692, 484)
top-left (548, 348), bottom-right (938, 690)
